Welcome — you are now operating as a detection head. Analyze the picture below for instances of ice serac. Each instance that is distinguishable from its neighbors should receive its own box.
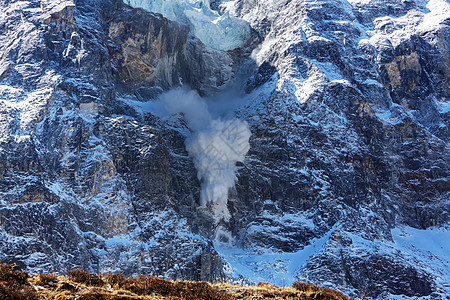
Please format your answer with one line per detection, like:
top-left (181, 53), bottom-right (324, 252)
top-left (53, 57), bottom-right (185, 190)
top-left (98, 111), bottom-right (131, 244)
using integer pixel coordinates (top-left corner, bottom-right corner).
top-left (122, 0), bottom-right (251, 51)
top-left (0, 0), bottom-right (449, 298)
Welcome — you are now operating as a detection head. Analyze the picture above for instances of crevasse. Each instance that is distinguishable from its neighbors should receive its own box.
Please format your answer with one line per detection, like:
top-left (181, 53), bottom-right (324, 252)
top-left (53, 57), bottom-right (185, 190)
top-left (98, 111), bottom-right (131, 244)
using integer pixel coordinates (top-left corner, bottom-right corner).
top-left (123, 0), bottom-right (251, 51)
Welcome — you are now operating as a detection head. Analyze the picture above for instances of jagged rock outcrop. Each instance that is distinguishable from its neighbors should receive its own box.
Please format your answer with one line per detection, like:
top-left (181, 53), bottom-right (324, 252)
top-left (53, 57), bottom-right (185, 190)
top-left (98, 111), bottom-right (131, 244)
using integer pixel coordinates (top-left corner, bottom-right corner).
top-left (0, 0), bottom-right (227, 282)
top-left (0, 0), bottom-right (448, 298)
top-left (106, 1), bottom-right (236, 94)
top-left (225, 0), bottom-right (449, 297)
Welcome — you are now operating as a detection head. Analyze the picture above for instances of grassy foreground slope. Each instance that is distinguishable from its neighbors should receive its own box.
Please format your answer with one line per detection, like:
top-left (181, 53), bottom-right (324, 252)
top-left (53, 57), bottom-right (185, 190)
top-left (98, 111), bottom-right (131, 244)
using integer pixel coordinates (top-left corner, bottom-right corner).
top-left (0, 264), bottom-right (352, 299)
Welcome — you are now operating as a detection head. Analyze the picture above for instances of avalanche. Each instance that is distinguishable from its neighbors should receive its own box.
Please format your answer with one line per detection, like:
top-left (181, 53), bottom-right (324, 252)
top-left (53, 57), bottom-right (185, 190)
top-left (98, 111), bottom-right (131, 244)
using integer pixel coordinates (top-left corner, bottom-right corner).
top-left (128, 87), bottom-right (251, 222)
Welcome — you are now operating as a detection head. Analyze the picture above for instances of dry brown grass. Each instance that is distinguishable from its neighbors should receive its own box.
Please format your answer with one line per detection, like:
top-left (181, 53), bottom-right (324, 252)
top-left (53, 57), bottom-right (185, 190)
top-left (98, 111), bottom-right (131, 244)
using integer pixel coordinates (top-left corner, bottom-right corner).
top-left (78, 288), bottom-right (112, 300)
top-left (0, 264), bottom-right (38, 300)
top-left (36, 273), bottom-right (59, 286)
top-left (67, 270), bottom-right (104, 287)
top-left (214, 281), bottom-right (354, 300)
top-left (0, 263), bottom-right (29, 284)
top-left (0, 265), bottom-right (353, 299)
top-left (173, 280), bottom-right (234, 299)
top-left (215, 282), bottom-right (306, 299)
top-left (49, 290), bottom-right (76, 300)
top-left (292, 281), bottom-right (351, 300)
top-left (103, 273), bottom-right (128, 287)
top-left (104, 274), bottom-right (233, 299)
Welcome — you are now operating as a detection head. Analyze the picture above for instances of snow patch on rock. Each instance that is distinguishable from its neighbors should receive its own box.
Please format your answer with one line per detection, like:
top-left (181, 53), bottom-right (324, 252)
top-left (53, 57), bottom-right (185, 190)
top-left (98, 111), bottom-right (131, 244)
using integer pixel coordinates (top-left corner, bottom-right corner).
top-left (216, 225), bottom-right (335, 287)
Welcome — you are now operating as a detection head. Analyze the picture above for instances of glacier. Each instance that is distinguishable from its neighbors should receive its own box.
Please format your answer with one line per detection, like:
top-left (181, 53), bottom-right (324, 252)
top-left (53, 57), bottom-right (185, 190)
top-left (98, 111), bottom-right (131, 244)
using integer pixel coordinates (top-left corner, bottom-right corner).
top-left (122, 0), bottom-right (251, 50)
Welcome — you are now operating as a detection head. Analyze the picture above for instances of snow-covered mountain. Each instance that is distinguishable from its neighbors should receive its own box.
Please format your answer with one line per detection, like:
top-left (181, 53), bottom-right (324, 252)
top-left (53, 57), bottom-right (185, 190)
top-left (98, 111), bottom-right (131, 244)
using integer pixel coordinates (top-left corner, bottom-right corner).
top-left (0, 0), bottom-right (448, 298)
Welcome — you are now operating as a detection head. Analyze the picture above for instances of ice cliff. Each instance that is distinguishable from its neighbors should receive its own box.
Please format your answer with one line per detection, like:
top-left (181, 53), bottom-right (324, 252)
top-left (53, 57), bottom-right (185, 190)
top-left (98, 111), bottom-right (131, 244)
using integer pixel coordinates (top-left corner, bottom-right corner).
top-left (123, 0), bottom-right (251, 50)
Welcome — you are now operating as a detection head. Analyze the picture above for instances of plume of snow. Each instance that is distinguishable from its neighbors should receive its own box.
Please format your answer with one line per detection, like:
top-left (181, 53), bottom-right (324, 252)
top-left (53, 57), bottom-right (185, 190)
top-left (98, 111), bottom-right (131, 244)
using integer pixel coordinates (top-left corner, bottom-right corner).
top-left (156, 87), bottom-right (251, 221)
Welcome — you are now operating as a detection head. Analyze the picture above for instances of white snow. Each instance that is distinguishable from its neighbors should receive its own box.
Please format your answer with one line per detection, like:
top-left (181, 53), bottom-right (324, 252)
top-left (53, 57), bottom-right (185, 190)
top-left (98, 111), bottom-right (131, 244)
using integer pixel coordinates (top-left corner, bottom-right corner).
top-left (186, 117), bottom-right (251, 220)
top-left (215, 227), bottom-right (334, 287)
top-left (345, 226), bottom-right (450, 297)
top-left (160, 88), bottom-right (251, 221)
top-left (374, 103), bottom-right (405, 125)
top-left (283, 74), bottom-right (325, 104)
top-left (363, 0), bottom-right (449, 50)
top-left (363, 78), bottom-right (385, 88)
top-left (436, 100), bottom-right (450, 114)
top-left (0, 72), bottom-right (59, 142)
top-left (104, 235), bottom-right (133, 248)
top-left (123, 0), bottom-right (250, 50)
top-left (419, 0), bottom-right (450, 31)
top-left (251, 38), bottom-right (279, 66)
top-left (375, 109), bottom-right (392, 120)
top-left (391, 226), bottom-right (450, 291)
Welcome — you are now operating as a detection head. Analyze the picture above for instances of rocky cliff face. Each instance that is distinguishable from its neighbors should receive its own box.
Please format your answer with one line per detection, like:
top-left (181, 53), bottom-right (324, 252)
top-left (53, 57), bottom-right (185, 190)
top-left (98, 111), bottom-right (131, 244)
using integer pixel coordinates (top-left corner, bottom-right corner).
top-left (226, 0), bottom-right (449, 297)
top-left (0, 0), bottom-right (227, 282)
top-left (0, 0), bottom-right (448, 299)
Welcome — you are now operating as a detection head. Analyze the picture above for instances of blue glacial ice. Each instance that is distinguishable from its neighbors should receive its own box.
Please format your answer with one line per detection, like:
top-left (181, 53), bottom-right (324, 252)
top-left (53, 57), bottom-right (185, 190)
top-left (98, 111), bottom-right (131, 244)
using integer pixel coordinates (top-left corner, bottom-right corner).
top-left (123, 0), bottom-right (251, 51)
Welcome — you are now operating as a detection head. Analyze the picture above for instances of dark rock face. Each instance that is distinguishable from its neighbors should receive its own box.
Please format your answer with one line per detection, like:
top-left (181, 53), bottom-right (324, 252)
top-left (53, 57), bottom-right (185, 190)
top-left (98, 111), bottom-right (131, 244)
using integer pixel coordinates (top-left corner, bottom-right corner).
top-left (300, 232), bottom-right (434, 298)
top-left (105, 1), bottom-right (236, 94)
top-left (107, 4), bottom-right (190, 88)
top-left (0, 0), bottom-right (449, 298)
top-left (226, 0), bottom-right (449, 298)
top-left (0, 0), bottom-right (226, 282)
top-left (0, 202), bottom-right (90, 272)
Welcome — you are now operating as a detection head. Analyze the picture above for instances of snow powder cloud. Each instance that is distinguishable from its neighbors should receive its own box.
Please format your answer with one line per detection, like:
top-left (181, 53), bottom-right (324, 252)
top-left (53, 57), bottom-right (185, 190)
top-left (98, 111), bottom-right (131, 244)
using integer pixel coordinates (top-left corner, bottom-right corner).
top-left (155, 87), bottom-right (251, 221)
